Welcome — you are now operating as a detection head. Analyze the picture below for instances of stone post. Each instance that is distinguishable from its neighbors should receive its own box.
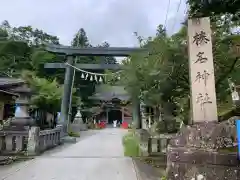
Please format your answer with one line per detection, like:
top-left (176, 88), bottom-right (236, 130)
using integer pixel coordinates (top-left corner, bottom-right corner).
top-left (148, 115), bottom-right (151, 129)
top-left (27, 126), bottom-right (40, 156)
top-left (60, 56), bottom-right (74, 135)
top-left (166, 17), bottom-right (240, 179)
top-left (188, 18), bottom-right (217, 122)
top-left (106, 109), bottom-right (109, 123)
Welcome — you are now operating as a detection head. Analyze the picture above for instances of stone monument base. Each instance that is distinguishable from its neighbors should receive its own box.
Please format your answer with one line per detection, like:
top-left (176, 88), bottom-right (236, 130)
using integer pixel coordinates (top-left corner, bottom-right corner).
top-left (166, 118), bottom-right (240, 180)
top-left (4, 117), bottom-right (34, 131)
top-left (70, 123), bottom-right (88, 132)
top-left (61, 136), bottom-right (77, 143)
top-left (11, 117), bottom-right (35, 126)
top-left (80, 123), bottom-right (88, 131)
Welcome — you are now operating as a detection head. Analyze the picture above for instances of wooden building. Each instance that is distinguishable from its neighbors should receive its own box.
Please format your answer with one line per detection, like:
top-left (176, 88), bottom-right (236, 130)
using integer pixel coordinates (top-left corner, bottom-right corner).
top-left (0, 78), bottom-right (25, 123)
top-left (88, 85), bottom-right (132, 125)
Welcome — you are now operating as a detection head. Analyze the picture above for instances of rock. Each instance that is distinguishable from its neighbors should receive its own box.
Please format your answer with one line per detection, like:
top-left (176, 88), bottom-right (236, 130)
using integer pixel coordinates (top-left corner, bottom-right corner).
top-left (166, 119), bottom-right (240, 180)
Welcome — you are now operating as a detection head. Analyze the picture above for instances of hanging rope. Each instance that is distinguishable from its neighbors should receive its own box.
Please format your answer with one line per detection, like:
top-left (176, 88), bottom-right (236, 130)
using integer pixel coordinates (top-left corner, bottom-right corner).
top-left (65, 62), bottom-right (122, 83)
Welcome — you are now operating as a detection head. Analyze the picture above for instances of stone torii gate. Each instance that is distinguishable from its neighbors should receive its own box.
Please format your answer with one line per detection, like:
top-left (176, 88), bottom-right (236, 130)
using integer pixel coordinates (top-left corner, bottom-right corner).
top-left (44, 44), bottom-right (146, 133)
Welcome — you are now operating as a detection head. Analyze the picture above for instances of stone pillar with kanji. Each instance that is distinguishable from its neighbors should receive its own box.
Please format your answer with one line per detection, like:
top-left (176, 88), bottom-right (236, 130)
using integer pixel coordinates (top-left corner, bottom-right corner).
top-left (166, 17), bottom-right (240, 180)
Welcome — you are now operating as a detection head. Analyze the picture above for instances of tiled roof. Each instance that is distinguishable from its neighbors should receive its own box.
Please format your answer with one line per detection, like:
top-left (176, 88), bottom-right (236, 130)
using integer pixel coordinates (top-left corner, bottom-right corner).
top-left (0, 78), bottom-right (24, 87)
top-left (90, 85), bottom-right (130, 101)
top-left (0, 78), bottom-right (31, 95)
top-left (0, 89), bottom-right (19, 96)
top-left (10, 85), bottom-right (32, 93)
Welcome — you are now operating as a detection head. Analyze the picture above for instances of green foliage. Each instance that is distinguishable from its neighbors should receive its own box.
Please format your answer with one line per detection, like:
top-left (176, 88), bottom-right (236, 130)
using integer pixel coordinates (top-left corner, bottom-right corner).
top-left (22, 71), bottom-right (63, 113)
top-left (160, 176), bottom-right (167, 180)
top-left (68, 131), bottom-right (80, 137)
top-left (188, 0), bottom-right (240, 20)
top-left (0, 20), bottom-right (116, 118)
top-left (0, 20), bottom-right (59, 46)
top-left (122, 131), bottom-right (140, 157)
top-left (0, 20), bottom-right (60, 78)
top-left (114, 16), bottom-right (240, 125)
top-left (70, 28), bottom-right (117, 118)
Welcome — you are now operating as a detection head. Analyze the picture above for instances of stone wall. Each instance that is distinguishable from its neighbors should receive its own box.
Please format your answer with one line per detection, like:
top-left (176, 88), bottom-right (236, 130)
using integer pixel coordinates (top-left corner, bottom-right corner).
top-left (27, 125), bottom-right (62, 155)
top-left (167, 149), bottom-right (239, 179)
top-left (0, 125), bottom-right (62, 156)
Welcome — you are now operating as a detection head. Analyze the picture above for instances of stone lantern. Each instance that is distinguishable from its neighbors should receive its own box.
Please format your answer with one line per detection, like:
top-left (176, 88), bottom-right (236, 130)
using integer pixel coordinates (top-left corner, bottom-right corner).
top-left (71, 106), bottom-right (87, 132)
top-left (233, 86), bottom-right (240, 108)
top-left (228, 78), bottom-right (240, 107)
top-left (10, 84), bottom-right (34, 129)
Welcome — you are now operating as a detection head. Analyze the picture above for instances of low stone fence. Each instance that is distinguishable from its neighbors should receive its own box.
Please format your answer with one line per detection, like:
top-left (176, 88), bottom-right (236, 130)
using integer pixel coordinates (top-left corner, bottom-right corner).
top-left (0, 125), bottom-right (62, 156)
top-left (38, 125), bottom-right (62, 152)
top-left (147, 135), bottom-right (172, 155)
top-left (136, 129), bottom-right (175, 156)
top-left (0, 130), bottom-right (28, 155)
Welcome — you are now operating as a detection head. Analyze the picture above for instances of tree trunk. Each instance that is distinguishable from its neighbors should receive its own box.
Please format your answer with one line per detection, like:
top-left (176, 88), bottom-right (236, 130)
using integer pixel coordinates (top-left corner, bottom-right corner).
top-left (132, 97), bottom-right (141, 129)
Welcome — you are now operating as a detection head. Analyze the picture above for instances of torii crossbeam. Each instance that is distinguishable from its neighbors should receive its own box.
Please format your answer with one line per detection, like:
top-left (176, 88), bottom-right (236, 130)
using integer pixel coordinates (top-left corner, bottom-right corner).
top-left (44, 44), bottom-right (147, 133)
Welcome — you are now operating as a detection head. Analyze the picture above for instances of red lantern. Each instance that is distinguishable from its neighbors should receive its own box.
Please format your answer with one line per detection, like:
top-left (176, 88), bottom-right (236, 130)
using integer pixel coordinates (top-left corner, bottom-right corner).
top-left (98, 121), bottom-right (106, 128)
top-left (121, 121), bottom-right (128, 129)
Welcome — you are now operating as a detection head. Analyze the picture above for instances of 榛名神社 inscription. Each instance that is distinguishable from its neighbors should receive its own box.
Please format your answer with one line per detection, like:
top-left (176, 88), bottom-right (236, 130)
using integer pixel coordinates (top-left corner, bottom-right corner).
top-left (188, 17), bottom-right (218, 122)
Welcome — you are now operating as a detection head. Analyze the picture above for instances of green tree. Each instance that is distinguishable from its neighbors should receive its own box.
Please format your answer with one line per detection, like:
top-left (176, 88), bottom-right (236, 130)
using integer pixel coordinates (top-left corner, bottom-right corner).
top-left (22, 71), bottom-right (63, 113)
top-left (0, 20), bottom-right (60, 46)
top-left (116, 14), bottom-right (240, 129)
top-left (188, 0), bottom-right (240, 21)
top-left (22, 71), bottom-right (79, 113)
top-left (0, 20), bottom-right (60, 77)
top-left (95, 41), bottom-right (117, 64)
top-left (71, 28), bottom-right (90, 47)
top-left (0, 40), bottom-right (32, 77)
top-left (70, 28), bottom-right (99, 120)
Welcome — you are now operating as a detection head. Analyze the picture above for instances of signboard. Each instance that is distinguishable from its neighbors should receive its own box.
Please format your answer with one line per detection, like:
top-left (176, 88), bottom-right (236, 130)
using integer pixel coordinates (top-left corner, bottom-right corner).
top-left (232, 91), bottom-right (240, 101)
top-left (188, 17), bottom-right (218, 122)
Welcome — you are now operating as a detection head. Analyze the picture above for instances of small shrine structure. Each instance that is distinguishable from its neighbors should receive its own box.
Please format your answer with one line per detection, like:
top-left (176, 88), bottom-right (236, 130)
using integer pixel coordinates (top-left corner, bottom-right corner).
top-left (88, 85), bottom-right (132, 125)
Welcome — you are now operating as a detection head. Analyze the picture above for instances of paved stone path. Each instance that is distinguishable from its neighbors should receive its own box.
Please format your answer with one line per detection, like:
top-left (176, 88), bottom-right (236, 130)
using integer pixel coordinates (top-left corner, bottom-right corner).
top-left (0, 128), bottom-right (139, 180)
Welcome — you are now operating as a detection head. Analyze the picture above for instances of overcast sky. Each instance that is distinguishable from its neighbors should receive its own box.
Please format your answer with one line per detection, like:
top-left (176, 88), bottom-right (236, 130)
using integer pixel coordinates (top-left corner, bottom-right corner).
top-left (0, 0), bottom-right (186, 47)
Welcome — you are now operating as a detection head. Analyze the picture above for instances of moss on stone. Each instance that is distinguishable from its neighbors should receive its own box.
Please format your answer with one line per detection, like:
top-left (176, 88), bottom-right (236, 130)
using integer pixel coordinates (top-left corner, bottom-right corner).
top-left (219, 146), bottom-right (238, 153)
top-left (122, 131), bottom-right (140, 157)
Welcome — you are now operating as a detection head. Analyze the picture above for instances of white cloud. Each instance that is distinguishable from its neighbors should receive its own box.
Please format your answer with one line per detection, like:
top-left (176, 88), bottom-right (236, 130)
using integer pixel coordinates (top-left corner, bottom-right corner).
top-left (0, 0), bottom-right (186, 46)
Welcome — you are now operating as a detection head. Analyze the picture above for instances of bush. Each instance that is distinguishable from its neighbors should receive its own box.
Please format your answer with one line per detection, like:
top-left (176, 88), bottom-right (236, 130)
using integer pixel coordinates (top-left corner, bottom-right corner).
top-left (161, 176), bottom-right (167, 180)
top-left (68, 131), bottom-right (80, 137)
top-left (122, 131), bottom-right (140, 157)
